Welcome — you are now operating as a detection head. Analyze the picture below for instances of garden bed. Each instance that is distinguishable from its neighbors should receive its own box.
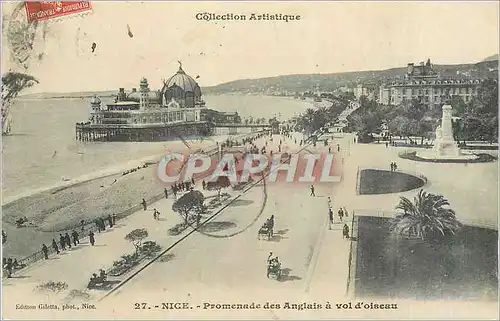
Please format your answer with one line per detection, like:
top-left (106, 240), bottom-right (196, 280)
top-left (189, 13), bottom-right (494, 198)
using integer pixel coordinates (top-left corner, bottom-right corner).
top-left (354, 216), bottom-right (498, 301)
top-left (399, 151), bottom-right (496, 163)
top-left (358, 169), bottom-right (426, 195)
top-left (108, 241), bottom-right (162, 277)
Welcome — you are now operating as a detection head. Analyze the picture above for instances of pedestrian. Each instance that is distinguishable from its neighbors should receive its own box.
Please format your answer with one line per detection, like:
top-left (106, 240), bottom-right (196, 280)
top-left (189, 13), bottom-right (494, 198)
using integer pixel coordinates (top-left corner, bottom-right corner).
top-left (310, 185), bottom-right (315, 197)
top-left (112, 213), bottom-right (117, 226)
top-left (343, 207), bottom-right (349, 218)
top-left (72, 230), bottom-right (79, 245)
top-left (343, 224), bottom-right (350, 239)
top-left (385, 141), bottom-right (389, 148)
top-left (51, 239), bottom-right (60, 254)
top-left (202, 180), bottom-right (206, 190)
top-left (156, 209), bottom-right (161, 220)
top-left (59, 233), bottom-right (66, 251)
top-left (390, 162), bottom-right (394, 171)
top-left (337, 144), bottom-right (340, 152)
top-left (338, 207), bottom-right (344, 222)
top-left (153, 209), bottom-right (157, 220)
top-left (100, 217), bottom-right (106, 231)
top-left (328, 146), bottom-right (331, 153)
top-left (191, 177), bottom-right (195, 185)
top-left (95, 219), bottom-right (102, 233)
top-left (328, 208), bottom-right (334, 230)
top-left (327, 196), bottom-right (332, 209)
top-left (141, 198), bottom-right (147, 211)
top-left (5, 259), bottom-right (13, 278)
top-left (65, 233), bottom-right (72, 249)
top-left (394, 163), bottom-right (398, 171)
top-left (107, 214), bottom-right (113, 228)
top-left (164, 188), bottom-right (168, 199)
top-left (89, 231), bottom-right (95, 246)
top-left (42, 244), bottom-right (49, 260)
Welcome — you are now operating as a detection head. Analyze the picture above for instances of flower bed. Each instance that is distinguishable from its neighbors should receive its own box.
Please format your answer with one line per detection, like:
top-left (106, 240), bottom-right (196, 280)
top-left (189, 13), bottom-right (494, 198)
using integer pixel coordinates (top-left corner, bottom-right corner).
top-left (108, 241), bottom-right (162, 277)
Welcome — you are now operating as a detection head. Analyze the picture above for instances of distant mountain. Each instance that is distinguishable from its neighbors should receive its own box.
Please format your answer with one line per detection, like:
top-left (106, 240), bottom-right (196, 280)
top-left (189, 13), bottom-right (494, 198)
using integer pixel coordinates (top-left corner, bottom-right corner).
top-left (19, 59), bottom-right (499, 99)
top-left (482, 54), bottom-right (498, 62)
top-left (19, 90), bottom-right (117, 99)
top-left (203, 60), bottom-right (498, 94)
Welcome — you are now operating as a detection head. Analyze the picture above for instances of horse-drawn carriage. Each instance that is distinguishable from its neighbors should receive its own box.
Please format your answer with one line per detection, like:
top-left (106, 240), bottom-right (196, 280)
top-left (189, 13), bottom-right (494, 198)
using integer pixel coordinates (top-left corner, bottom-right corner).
top-left (267, 257), bottom-right (281, 280)
top-left (258, 216), bottom-right (274, 240)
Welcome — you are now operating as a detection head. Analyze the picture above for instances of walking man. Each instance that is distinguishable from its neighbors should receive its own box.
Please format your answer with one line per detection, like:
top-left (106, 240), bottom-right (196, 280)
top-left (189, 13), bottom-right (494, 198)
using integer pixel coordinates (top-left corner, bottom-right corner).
top-left (153, 209), bottom-right (157, 220)
top-left (338, 207), bottom-right (344, 222)
top-left (202, 180), bottom-right (206, 190)
top-left (164, 188), bottom-right (168, 199)
top-left (141, 198), bottom-right (147, 211)
top-left (42, 244), bottom-right (49, 260)
top-left (310, 185), bottom-right (315, 197)
top-left (59, 233), bottom-right (66, 251)
top-left (89, 231), bottom-right (95, 246)
top-left (343, 224), bottom-right (350, 239)
top-left (112, 213), bottom-right (117, 226)
top-left (65, 233), bottom-right (72, 249)
top-left (328, 208), bottom-right (334, 230)
top-left (72, 230), bottom-right (79, 245)
top-left (51, 239), bottom-right (60, 254)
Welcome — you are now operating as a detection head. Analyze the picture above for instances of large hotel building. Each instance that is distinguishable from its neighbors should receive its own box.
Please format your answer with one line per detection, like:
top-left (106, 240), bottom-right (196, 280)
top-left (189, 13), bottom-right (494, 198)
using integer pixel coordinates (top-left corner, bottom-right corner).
top-left (378, 59), bottom-right (482, 106)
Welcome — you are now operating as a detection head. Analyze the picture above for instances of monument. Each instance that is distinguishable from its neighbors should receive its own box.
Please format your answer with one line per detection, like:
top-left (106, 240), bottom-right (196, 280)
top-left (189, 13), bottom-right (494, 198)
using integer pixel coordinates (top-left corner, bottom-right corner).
top-left (415, 104), bottom-right (477, 161)
top-left (433, 104), bottom-right (460, 157)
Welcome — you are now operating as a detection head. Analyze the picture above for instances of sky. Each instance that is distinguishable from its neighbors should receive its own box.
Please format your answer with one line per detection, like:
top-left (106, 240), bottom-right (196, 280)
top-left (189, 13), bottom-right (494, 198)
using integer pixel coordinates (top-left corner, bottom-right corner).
top-left (1, 1), bottom-right (499, 94)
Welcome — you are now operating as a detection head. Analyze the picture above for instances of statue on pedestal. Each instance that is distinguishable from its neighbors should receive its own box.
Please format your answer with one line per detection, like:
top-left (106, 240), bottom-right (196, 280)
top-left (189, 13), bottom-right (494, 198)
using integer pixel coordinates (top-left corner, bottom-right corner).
top-left (435, 125), bottom-right (443, 140)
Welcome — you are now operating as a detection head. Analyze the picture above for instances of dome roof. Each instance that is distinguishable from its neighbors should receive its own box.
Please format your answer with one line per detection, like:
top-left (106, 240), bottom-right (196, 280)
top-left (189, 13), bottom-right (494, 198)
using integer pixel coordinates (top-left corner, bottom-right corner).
top-left (165, 64), bottom-right (200, 93)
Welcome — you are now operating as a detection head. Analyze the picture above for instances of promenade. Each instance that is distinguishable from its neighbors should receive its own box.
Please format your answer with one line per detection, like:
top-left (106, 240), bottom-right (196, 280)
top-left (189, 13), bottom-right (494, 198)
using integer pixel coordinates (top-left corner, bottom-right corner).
top-left (3, 130), bottom-right (497, 320)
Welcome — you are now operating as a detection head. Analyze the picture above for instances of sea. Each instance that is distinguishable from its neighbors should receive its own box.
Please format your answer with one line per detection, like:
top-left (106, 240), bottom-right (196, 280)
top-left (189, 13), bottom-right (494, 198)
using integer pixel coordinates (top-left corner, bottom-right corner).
top-left (1, 94), bottom-right (313, 204)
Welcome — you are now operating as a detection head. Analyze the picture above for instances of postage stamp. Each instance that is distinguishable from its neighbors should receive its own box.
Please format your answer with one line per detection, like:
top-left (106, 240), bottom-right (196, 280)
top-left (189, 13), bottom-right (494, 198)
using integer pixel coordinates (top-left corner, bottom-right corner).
top-left (25, 1), bottom-right (92, 23)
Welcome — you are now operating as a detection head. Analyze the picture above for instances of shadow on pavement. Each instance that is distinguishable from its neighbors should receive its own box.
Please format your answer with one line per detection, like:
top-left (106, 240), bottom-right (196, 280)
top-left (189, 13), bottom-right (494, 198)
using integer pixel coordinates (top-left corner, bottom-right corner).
top-left (157, 253), bottom-right (175, 263)
top-left (198, 221), bottom-right (236, 233)
top-left (228, 199), bottom-right (254, 207)
top-left (279, 268), bottom-right (302, 282)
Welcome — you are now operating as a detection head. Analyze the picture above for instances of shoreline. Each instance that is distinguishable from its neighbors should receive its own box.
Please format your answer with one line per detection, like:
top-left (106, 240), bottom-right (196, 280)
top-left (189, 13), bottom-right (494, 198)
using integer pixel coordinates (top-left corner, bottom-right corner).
top-left (1, 131), bottom-right (262, 207)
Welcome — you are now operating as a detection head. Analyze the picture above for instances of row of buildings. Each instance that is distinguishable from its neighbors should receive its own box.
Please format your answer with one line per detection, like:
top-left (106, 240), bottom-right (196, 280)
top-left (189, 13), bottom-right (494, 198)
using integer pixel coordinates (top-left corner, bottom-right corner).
top-left (353, 59), bottom-right (485, 106)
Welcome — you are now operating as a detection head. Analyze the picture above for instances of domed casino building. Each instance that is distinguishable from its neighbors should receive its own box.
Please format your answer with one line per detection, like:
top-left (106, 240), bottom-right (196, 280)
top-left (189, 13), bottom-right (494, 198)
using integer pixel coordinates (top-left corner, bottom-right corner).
top-left (76, 62), bottom-right (246, 142)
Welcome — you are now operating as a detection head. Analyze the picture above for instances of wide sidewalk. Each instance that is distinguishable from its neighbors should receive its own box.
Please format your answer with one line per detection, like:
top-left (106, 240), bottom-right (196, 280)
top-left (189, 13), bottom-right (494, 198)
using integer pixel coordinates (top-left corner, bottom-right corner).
top-left (305, 133), bottom-right (357, 300)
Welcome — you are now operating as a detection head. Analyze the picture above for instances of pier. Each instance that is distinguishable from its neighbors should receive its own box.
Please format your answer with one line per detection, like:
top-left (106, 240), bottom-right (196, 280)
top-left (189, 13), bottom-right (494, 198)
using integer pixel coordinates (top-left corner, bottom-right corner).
top-left (75, 122), bottom-right (272, 142)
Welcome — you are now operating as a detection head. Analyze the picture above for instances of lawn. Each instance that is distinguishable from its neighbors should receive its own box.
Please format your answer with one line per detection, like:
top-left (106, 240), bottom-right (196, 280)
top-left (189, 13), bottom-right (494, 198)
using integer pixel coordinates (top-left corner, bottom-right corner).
top-left (358, 169), bottom-right (426, 195)
top-left (354, 216), bottom-right (498, 301)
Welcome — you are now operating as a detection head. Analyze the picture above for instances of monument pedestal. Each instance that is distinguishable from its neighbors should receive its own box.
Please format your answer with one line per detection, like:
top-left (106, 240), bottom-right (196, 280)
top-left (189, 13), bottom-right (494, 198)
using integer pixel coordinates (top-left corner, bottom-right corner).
top-left (433, 140), bottom-right (460, 157)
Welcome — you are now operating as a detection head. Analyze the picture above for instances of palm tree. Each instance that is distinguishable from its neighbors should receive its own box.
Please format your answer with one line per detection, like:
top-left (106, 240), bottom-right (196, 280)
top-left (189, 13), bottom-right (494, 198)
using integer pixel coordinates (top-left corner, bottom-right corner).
top-left (390, 189), bottom-right (462, 242)
top-left (2, 72), bottom-right (39, 135)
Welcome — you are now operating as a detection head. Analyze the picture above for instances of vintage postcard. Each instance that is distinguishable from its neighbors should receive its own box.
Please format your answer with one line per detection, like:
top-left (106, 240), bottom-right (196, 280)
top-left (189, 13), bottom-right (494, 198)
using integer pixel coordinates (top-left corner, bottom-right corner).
top-left (1, 1), bottom-right (498, 320)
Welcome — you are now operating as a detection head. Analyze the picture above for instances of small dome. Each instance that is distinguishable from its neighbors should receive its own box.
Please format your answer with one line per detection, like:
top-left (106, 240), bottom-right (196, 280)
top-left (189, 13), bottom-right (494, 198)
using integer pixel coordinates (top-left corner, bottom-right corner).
top-left (90, 95), bottom-right (101, 106)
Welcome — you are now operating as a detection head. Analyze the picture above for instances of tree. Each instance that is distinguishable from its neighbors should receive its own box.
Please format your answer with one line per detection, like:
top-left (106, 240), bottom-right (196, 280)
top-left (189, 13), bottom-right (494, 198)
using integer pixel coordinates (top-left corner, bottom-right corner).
top-left (2, 72), bottom-right (39, 135)
top-left (205, 176), bottom-right (231, 198)
top-left (172, 190), bottom-right (205, 223)
top-left (390, 189), bottom-right (461, 242)
top-left (124, 228), bottom-right (148, 254)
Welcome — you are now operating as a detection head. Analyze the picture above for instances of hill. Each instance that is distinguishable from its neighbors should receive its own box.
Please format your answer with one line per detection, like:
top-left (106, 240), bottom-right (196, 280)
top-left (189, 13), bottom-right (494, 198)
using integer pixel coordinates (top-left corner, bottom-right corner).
top-left (482, 54), bottom-right (498, 62)
top-left (203, 60), bottom-right (499, 94)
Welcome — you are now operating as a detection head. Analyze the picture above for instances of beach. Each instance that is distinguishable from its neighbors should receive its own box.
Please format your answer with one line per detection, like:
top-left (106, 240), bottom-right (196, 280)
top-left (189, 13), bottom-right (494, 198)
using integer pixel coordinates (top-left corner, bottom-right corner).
top-left (2, 94), bottom-right (313, 259)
